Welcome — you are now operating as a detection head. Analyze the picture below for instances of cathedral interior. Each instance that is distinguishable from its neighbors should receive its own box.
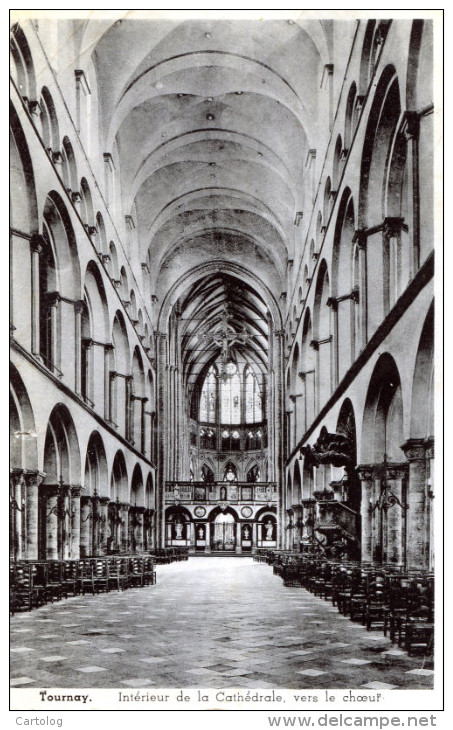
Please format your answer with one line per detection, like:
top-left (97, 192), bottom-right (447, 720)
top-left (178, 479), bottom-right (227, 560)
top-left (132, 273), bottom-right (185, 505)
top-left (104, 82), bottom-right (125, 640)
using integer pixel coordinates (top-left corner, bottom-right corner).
top-left (10, 14), bottom-right (436, 694)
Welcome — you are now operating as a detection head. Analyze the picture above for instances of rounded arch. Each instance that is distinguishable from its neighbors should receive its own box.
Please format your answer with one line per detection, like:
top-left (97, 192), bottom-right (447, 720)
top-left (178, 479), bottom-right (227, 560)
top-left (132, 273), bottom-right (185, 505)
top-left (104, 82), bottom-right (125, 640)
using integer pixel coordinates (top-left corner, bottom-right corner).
top-left (96, 211), bottom-right (107, 254)
top-left (145, 472), bottom-right (155, 509)
top-left (10, 24), bottom-right (36, 102)
top-left (44, 404), bottom-right (81, 486)
top-left (10, 363), bottom-right (38, 471)
top-left (323, 177), bottom-right (332, 223)
top-left (332, 134), bottom-right (343, 191)
top-left (109, 241), bottom-right (119, 280)
top-left (10, 103), bottom-right (38, 233)
top-left (40, 86), bottom-right (60, 152)
top-left (119, 266), bottom-right (129, 301)
top-left (313, 260), bottom-right (331, 408)
top-left (43, 190), bottom-right (81, 299)
top-left (407, 20), bottom-right (433, 110)
top-left (332, 190), bottom-right (357, 376)
top-left (129, 289), bottom-right (137, 320)
top-left (359, 65), bottom-right (401, 227)
top-left (80, 177), bottom-right (95, 227)
top-left (62, 136), bottom-right (78, 193)
top-left (130, 463), bottom-right (144, 506)
top-left (344, 81), bottom-right (357, 152)
top-left (208, 505), bottom-right (240, 522)
top-left (410, 302), bottom-right (434, 438)
top-left (84, 430), bottom-right (108, 496)
top-left (110, 449), bottom-right (128, 501)
top-left (361, 353), bottom-right (404, 463)
top-left (301, 308), bottom-right (315, 427)
top-left (83, 260), bottom-right (109, 341)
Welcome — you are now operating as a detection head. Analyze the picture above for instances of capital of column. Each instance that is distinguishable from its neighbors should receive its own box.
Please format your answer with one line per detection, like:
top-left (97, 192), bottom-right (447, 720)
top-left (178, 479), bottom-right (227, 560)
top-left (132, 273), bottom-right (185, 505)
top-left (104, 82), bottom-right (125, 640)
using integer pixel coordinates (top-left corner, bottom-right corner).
top-left (352, 228), bottom-right (367, 248)
top-left (383, 216), bottom-right (405, 239)
top-left (28, 99), bottom-right (42, 117)
top-left (30, 234), bottom-right (45, 255)
top-left (326, 297), bottom-right (338, 311)
top-left (402, 110), bottom-right (420, 141)
top-left (41, 483), bottom-right (61, 498)
top-left (71, 191), bottom-right (82, 206)
top-left (70, 485), bottom-right (83, 497)
top-left (23, 470), bottom-right (46, 488)
top-left (401, 438), bottom-right (429, 461)
top-left (51, 151), bottom-right (63, 166)
top-left (387, 463), bottom-right (409, 480)
top-left (99, 496), bottom-right (110, 505)
top-left (356, 464), bottom-right (375, 481)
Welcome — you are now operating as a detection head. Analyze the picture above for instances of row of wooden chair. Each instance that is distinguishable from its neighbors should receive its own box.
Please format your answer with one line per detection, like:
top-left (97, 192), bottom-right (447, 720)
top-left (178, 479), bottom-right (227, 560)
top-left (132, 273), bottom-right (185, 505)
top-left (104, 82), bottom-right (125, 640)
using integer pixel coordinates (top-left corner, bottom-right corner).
top-left (153, 547), bottom-right (189, 563)
top-left (10, 555), bottom-right (157, 613)
top-left (261, 552), bottom-right (434, 658)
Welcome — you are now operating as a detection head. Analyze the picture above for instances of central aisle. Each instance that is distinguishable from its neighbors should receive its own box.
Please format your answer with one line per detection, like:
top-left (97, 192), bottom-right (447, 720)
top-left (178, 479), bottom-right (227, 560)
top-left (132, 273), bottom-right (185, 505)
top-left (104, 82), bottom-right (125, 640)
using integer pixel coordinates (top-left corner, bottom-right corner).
top-left (11, 558), bottom-right (433, 690)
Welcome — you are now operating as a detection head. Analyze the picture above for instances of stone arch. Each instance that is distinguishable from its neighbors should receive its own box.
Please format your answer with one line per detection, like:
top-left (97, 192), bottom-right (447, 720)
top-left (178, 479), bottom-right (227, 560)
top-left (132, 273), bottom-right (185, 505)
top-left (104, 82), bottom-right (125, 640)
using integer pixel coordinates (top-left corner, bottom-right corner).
top-left (313, 260), bottom-right (331, 409)
top-left (361, 353), bottom-right (405, 464)
top-left (43, 190), bottom-right (81, 299)
top-left (323, 176), bottom-right (332, 224)
top-left (407, 20), bottom-right (433, 110)
top-left (40, 86), bottom-right (60, 152)
top-left (110, 449), bottom-right (128, 502)
top-left (10, 104), bottom-right (38, 233)
top-left (111, 311), bottom-right (130, 435)
top-left (293, 459), bottom-right (302, 504)
top-left (62, 136), bottom-right (78, 193)
top-left (332, 134), bottom-right (343, 192)
top-left (84, 430), bottom-right (108, 497)
top-left (43, 404), bottom-right (81, 486)
top-left (109, 241), bottom-right (119, 280)
top-left (344, 81), bottom-right (357, 152)
top-left (131, 463), bottom-right (144, 506)
top-left (10, 24), bottom-right (36, 102)
top-left (10, 363), bottom-right (38, 471)
top-left (301, 308), bottom-right (315, 428)
top-left (332, 189), bottom-right (356, 377)
top-left (80, 177), bottom-right (95, 227)
top-left (410, 302), bottom-right (434, 438)
top-left (359, 65), bottom-right (401, 227)
top-left (96, 211), bottom-right (107, 255)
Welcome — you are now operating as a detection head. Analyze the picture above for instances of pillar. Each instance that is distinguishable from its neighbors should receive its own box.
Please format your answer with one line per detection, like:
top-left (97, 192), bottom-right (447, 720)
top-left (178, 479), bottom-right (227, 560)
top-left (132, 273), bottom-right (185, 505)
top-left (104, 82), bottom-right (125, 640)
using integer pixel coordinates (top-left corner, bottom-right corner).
top-left (44, 485), bottom-right (60, 560)
top-left (23, 471), bottom-right (44, 560)
top-left (204, 521), bottom-right (211, 553)
top-left (30, 235), bottom-right (43, 358)
top-left (104, 345), bottom-right (114, 420)
top-left (10, 471), bottom-right (24, 561)
top-left (74, 300), bottom-right (84, 395)
top-left (155, 332), bottom-right (168, 546)
top-left (385, 464), bottom-right (408, 566)
top-left (402, 112), bottom-right (420, 275)
top-left (357, 465), bottom-right (374, 562)
top-left (99, 497), bottom-right (110, 554)
top-left (125, 375), bottom-right (133, 441)
top-left (70, 486), bottom-right (82, 559)
top-left (80, 496), bottom-right (92, 557)
top-left (121, 503), bottom-right (129, 552)
top-left (353, 230), bottom-right (367, 349)
top-left (136, 507), bottom-right (145, 552)
top-left (402, 439), bottom-right (429, 569)
top-left (252, 521), bottom-right (258, 554)
top-left (235, 522), bottom-right (242, 554)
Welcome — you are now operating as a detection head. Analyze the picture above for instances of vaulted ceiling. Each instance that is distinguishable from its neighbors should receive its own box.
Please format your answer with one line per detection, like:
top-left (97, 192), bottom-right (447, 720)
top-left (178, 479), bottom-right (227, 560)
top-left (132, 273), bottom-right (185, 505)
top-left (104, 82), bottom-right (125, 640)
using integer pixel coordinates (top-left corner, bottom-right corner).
top-left (78, 16), bottom-right (331, 385)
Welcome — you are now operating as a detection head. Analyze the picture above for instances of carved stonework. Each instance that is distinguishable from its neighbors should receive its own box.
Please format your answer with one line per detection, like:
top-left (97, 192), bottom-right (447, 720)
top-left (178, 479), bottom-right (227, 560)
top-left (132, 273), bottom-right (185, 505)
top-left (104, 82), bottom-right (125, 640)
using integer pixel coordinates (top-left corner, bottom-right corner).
top-left (356, 464), bottom-right (374, 482)
top-left (401, 438), bottom-right (427, 461)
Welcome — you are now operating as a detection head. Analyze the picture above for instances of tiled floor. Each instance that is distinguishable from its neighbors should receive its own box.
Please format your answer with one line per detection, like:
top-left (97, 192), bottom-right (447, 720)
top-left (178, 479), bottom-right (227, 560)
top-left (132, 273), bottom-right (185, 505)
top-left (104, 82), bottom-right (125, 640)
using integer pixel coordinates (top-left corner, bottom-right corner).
top-left (10, 558), bottom-right (434, 689)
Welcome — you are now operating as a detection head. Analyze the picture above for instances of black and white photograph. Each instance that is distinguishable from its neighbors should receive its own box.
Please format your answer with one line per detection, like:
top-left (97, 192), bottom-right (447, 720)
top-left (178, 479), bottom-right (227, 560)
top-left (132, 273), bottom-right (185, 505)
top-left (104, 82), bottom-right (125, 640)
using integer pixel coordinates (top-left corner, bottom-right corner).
top-left (9, 9), bottom-right (442, 716)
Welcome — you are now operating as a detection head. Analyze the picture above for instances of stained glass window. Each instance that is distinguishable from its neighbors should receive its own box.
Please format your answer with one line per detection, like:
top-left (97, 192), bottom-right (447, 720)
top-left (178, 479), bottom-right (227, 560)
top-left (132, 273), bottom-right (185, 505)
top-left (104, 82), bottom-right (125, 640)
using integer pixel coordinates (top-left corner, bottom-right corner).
top-left (199, 366), bottom-right (217, 422)
top-left (245, 367), bottom-right (263, 423)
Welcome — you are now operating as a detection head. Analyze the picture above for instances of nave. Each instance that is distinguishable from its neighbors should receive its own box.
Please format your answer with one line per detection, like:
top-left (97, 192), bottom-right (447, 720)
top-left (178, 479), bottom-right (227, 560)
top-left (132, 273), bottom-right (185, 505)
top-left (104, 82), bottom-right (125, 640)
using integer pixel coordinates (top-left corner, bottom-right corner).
top-left (11, 558), bottom-right (433, 690)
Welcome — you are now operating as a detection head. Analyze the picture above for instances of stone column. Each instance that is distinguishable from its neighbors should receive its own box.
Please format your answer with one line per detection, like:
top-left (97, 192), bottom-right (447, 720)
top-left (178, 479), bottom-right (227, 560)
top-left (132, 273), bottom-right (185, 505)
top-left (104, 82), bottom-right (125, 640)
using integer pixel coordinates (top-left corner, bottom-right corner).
top-left (104, 345), bottom-right (113, 420)
top-left (204, 521), bottom-right (211, 553)
top-left (402, 439), bottom-right (429, 569)
top-left (44, 485), bottom-right (60, 560)
top-left (155, 332), bottom-right (168, 547)
top-left (47, 293), bottom-right (60, 371)
top-left (120, 503), bottom-right (129, 552)
top-left (353, 230), bottom-right (367, 349)
top-left (98, 497), bottom-right (110, 555)
top-left (252, 521), bottom-right (258, 554)
top-left (235, 522), bottom-right (242, 554)
top-left (135, 507), bottom-right (145, 552)
top-left (357, 465), bottom-right (374, 562)
top-left (402, 112), bottom-right (420, 275)
top-left (10, 471), bottom-right (24, 561)
top-left (273, 329), bottom-right (285, 549)
top-left (70, 486), bottom-right (82, 559)
top-left (30, 235), bottom-right (43, 358)
top-left (125, 375), bottom-right (133, 441)
top-left (385, 464), bottom-right (408, 566)
top-left (80, 496), bottom-right (92, 557)
top-left (189, 522), bottom-right (195, 554)
top-left (74, 300), bottom-right (84, 395)
top-left (23, 471), bottom-right (44, 560)
top-left (425, 439), bottom-right (435, 569)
